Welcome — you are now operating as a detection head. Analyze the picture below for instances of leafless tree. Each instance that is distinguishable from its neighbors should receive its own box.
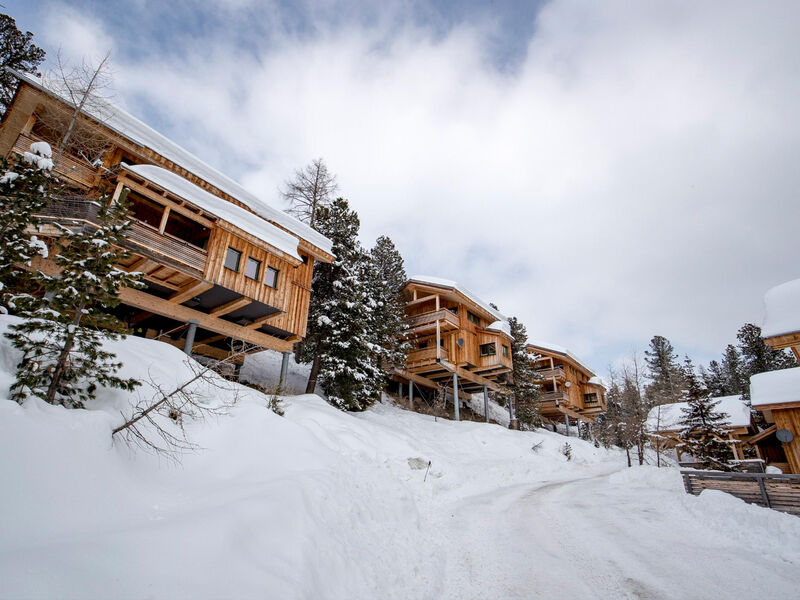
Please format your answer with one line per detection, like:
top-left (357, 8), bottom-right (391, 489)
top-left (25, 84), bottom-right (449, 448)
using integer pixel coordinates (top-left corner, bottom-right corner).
top-left (37, 50), bottom-right (114, 169)
top-left (280, 158), bottom-right (338, 228)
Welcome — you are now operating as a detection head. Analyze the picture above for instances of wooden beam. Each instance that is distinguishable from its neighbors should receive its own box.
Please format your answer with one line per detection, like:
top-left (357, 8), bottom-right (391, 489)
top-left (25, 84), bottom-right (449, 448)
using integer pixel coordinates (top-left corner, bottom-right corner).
top-left (209, 296), bottom-right (252, 317)
top-left (157, 336), bottom-right (245, 364)
top-left (119, 287), bottom-right (294, 352)
top-left (169, 280), bottom-right (214, 304)
top-left (391, 368), bottom-right (440, 390)
top-left (246, 311), bottom-right (284, 329)
top-left (456, 367), bottom-right (503, 393)
top-left (405, 294), bottom-right (437, 308)
top-left (143, 274), bottom-right (181, 291)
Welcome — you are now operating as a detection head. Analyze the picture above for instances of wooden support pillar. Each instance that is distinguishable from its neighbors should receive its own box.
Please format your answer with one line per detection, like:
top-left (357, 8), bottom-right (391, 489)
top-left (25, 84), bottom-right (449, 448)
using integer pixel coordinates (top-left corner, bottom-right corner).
top-left (483, 385), bottom-right (489, 423)
top-left (409, 380), bottom-right (414, 410)
top-left (279, 350), bottom-right (291, 392)
top-left (183, 320), bottom-right (198, 355)
top-left (453, 372), bottom-right (460, 422)
top-left (565, 414), bottom-right (571, 437)
top-left (436, 320), bottom-right (441, 361)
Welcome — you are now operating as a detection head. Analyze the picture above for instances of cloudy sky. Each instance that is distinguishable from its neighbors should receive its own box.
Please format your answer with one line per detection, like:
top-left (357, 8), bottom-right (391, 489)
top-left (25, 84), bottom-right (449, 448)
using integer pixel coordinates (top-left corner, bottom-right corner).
top-left (9, 0), bottom-right (800, 373)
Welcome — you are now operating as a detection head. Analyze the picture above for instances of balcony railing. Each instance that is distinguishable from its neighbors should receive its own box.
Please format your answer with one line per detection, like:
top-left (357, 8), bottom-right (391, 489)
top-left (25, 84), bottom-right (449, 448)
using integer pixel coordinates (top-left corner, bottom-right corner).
top-left (540, 391), bottom-right (569, 405)
top-left (536, 366), bottom-right (566, 381)
top-left (13, 132), bottom-right (100, 189)
top-left (34, 195), bottom-right (207, 276)
top-left (405, 309), bottom-right (460, 334)
top-left (407, 346), bottom-right (449, 368)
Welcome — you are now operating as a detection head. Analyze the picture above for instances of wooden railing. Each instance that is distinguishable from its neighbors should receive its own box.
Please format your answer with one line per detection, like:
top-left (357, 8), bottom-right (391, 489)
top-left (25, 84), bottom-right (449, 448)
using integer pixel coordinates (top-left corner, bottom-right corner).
top-left (407, 346), bottom-right (449, 368)
top-left (12, 132), bottom-right (99, 189)
top-left (540, 391), bottom-right (569, 405)
top-left (536, 366), bottom-right (566, 381)
top-left (34, 195), bottom-right (207, 275)
top-left (406, 309), bottom-right (460, 333)
top-left (681, 470), bottom-right (800, 516)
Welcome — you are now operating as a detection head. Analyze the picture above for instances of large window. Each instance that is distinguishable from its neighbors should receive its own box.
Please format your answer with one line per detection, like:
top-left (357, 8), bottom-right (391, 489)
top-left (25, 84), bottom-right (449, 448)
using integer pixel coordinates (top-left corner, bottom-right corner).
top-left (224, 247), bottom-right (242, 272)
top-left (480, 343), bottom-right (496, 357)
top-left (163, 211), bottom-right (210, 249)
top-left (245, 257), bottom-right (261, 280)
top-left (467, 311), bottom-right (481, 326)
top-left (264, 266), bottom-right (279, 289)
top-left (584, 393), bottom-right (598, 404)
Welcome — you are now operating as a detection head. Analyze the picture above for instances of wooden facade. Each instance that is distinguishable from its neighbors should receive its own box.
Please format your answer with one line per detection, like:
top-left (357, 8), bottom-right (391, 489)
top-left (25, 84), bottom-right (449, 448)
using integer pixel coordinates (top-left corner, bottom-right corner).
top-left (526, 342), bottom-right (607, 424)
top-left (394, 278), bottom-right (514, 397)
top-left (1, 76), bottom-right (333, 362)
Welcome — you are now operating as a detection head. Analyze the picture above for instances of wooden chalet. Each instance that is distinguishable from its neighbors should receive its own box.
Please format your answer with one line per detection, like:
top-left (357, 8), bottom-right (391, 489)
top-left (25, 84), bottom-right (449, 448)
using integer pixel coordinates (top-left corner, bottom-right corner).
top-left (526, 341), bottom-right (606, 427)
top-left (392, 276), bottom-right (514, 417)
top-left (0, 71), bottom-right (334, 363)
top-left (749, 277), bottom-right (800, 473)
top-left (646, 396), bottom-right (755, 464)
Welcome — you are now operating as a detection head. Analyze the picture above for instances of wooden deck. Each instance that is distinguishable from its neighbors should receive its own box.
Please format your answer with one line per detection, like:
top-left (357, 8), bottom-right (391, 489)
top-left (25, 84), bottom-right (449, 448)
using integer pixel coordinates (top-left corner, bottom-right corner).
top-left (405, 309), bottom-right (460, 335)
top-left (681, 470), bottom-right (800, 516)
top-left (12, 131), bottom-right (100, 189)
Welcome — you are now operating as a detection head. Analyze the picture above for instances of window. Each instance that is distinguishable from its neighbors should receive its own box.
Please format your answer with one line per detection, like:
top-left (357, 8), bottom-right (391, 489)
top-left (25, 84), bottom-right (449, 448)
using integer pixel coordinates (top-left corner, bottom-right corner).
top-left (467, 311), bottom-right (480, 326)
top-left (264, 266), bottom-right (279, 288)
top-left (245, 257), bottom-right (261, 280)
top-left (163, 211), bottom-right (211, 249)
top-left (448, 307), bottom-right (458, 315)
top-left (502, 345), bottom-right (509, 358)
top-left (418, 341), bottom-right (428, 349)
top-left (584, 393), bottom-right (598, 404)
top-left (128, 192), bottom-right (164, 229)
top-left (224, 247), bottom-right (242, 272)
top-left (480, 343), bottom-right (496, 357)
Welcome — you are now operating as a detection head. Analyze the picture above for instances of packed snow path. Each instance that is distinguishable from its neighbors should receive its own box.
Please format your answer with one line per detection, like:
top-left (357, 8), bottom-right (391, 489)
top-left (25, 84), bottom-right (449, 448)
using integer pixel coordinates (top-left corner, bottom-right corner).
top-left (436, 466), bottom-right (800, 600)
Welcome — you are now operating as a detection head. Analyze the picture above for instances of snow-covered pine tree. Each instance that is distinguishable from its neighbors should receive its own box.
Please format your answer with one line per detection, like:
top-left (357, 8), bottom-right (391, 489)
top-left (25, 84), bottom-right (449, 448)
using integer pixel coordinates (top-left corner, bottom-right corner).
top-left (507, 316), bottom-right (541, 429)
top-left (700, 360), bottom-right (727, 397)
top-left (6, 193), bottom-right (143, 407)
top-left (678, 359), bottom-right (734, 470)
top-left (720, 344), bottom-right (746, 397)
top-left (644, 335), bottom-right (683, 406)
top-left (296, 198), bottom-right (382, 410)
top-left (0, 142), bottom-right (53, 313)
top-left (0, 13), bottom-right (46, 115)
top-left (737, 323), bottom-right (797, 382)
top-left (365, 235), bottom-right (409, 375)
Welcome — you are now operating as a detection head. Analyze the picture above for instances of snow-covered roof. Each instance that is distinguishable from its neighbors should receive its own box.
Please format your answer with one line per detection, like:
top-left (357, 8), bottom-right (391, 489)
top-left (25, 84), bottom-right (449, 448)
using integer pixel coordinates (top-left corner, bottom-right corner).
top-left (124, 165), bottom-right (301, 261)
top-left (486, 320), bottom-right (512, 337)
top-left (646, 395), bottom-right (752, 432)
top-left (750, 367), bottom-right (800, 408)
top-left (587, 376), bottom-right (606, 389)
top-left (526, 339), bottom-right (596, 377)
top-left (11, 69), bottom-right (333, 256)
top-left (407, 275), bottom-right (505, 321)
top-left (762, 278), bottom-right (800, 338)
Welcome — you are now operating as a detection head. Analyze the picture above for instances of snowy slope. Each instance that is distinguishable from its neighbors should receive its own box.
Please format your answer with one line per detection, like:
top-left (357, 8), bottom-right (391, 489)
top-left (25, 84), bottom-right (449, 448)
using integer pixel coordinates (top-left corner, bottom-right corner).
top-left (1, 315), bottom-right (800, 599)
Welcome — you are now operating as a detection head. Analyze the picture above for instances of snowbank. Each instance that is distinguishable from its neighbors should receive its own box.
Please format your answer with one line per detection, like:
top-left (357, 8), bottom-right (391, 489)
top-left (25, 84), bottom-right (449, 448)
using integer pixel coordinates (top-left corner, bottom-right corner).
top-left (762, 278), bottom-right (800, 338)
top-left (646, 395), bottom-right (751, 431)
top-left (750, 366), bottom-right (800, 407)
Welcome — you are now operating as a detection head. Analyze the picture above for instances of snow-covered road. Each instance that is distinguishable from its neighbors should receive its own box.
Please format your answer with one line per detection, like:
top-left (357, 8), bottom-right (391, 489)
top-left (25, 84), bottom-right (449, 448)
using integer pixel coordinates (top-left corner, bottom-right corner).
top-left (438, 466), bottom-right (800, 600)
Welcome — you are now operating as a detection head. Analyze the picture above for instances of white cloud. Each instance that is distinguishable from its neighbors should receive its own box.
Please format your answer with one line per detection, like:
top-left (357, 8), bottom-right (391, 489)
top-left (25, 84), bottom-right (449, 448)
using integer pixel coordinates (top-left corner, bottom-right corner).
top-left (33, 0), bottom-right (800, 370)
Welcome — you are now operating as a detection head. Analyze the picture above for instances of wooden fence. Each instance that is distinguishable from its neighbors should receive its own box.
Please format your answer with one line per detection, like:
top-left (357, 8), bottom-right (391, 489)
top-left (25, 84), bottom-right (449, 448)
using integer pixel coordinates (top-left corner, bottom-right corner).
top-left (681, 470), bottom-right (800, 516)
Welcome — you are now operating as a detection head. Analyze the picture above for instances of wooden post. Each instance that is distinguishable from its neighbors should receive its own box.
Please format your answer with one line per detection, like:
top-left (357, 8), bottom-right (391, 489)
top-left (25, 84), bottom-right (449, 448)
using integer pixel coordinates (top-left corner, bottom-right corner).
top-left (483, 385), bottom-right (489, 423)
top-left (409, 380), bottom-right (414, 410)
top-left (565, 414), bottom-right (570, 437)
top-left (279, 350), bottom-right (290, 392)
top-left (453, 372), bottom-right (460, 422)
top-left (183, 320), bottom-right (198, 355)
top-left (435, 294), bottom-right (440, 311)
top-left (436, 319), bottom-right (441, 361)
top-left (758, 476), bottom-right (771, 508)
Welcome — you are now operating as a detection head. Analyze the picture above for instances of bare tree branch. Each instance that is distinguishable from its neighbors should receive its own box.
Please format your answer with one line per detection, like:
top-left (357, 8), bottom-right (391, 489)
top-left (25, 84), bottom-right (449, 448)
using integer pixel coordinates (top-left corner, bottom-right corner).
top-left (280, 158), bottom-right (338, 228)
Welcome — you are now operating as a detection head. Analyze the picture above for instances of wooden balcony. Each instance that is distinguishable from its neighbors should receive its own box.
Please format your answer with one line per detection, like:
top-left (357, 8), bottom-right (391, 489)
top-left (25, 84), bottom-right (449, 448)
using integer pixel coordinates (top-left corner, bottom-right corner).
top-left (540, 390), bottom-right (569, 405)
top-left (405, 309), bottom-right (460, 335)
top-left (12, 132), bottom-right (99, 189)
top-left (407, 346), bottom-right (449, 370)
top-left (34, 195), bottom-right (207, 278)
top-left (536, 365), bottom-right (566, 382)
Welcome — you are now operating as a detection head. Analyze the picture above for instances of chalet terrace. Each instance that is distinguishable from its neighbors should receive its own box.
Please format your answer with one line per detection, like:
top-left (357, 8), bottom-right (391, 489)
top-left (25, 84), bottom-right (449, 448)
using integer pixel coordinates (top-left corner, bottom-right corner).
top-left (0, 70), bottom-right (334, 364)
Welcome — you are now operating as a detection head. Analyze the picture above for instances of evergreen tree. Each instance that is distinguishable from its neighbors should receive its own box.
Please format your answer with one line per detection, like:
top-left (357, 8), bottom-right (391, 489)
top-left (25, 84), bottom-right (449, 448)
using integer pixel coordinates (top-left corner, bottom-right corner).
top-left (507, 316), bottom-right (541, 429)
top-left (6, 194), bottom-right (142, 407)
top-left (0, 142), bottom-right (52, 312)
top-left (365, 236), bottom-right (409, 373)
top-left (644, 335), bottom-right (683, 405)
top-left (0, 13), bottom-right (46, 115)
top-left (681, 356), bottom-right (707, 403)
top-left (701, 360), bottom-right (727, 397)
top-left (720, 344), bottom-right (746, 396)
top-left (737, 323), bottom-right (798, 380)
top-left (296, 198), bottom-right (381, 410)
top-left (678, 386), bottom-right (734, 471)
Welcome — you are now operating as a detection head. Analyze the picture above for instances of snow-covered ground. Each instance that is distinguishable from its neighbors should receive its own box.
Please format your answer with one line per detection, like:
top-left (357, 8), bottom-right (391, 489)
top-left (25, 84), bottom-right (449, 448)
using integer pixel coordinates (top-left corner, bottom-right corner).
top-left (1, 315), bottom-right (800, 599)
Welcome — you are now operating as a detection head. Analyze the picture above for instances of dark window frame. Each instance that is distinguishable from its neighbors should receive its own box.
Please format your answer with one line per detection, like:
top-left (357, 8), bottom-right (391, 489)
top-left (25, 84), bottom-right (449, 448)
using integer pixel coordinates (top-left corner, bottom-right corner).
top-left (467, 311), bottom-right (481, 326)
top-left (224, 247), bottom-right (242, 272)
top-left (480, 342), bottom-right (496, 357)
top-left (245, 256), bottom-right (261, 280)
top-left (264, 266), bottom-right (279, 289)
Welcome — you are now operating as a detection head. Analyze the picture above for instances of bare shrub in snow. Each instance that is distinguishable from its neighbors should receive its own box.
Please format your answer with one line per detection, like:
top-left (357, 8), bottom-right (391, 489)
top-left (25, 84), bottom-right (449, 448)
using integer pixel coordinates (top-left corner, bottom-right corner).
top-left (561, 442), bottom-right (573, 461)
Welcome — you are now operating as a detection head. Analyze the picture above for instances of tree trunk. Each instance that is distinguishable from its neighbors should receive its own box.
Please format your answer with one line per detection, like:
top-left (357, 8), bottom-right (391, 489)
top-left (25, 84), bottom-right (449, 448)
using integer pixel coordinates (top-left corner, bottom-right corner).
top-left (305, 352), bottom-right (321, 394)
top-left (45, 304), bottom-right (84, 405)
top-left (625, 446), bottom-right (632, 468)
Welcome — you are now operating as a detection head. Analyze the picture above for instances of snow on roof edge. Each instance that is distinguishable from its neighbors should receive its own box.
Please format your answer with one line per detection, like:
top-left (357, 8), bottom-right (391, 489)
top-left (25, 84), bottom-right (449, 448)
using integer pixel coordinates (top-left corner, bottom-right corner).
top-left (526, 339), bottom-right (596, 377)
top-left (9, 69), bottom-right (333, 256)
top-left (646, 395), bottom-right (752, 431)
top-left (750, 366), bottom-right (800, 407)
top-left (407, 275), bottom-right (506, 322)
top-left (762, 278), bottom-right (800, 339)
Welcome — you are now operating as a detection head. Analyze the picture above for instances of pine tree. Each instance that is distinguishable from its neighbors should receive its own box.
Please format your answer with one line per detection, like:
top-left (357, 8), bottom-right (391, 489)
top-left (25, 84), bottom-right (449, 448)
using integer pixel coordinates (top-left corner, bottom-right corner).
top-left (737, 323), bottom-right (798, 381)
top-left (720, 344), bottom-right (746, 396)
top-left (0, 13), bottom-right (46, 115)
top-left (6, 194), bottom-right (143, 407)
top-left (644, 335), bottom-right (683, 406)
top-left (678, 367), bottom-right (734, 470)
top-left (365, 236), bottom-right (409, 373)
top-left (507, 316), bottom-right (541, 429)
top-left (701, 360), bottom-right (727, 397)
top-left (296, 198), bottom-right (381, 410)
top-left (0, 142), bottom-right (53, 312)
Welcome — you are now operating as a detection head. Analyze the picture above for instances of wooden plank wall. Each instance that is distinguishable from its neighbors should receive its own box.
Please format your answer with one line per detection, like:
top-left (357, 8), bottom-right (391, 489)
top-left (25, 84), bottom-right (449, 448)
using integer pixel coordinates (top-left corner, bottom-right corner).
top-left (681, 470), bottom-right (800, 516)
top-left (772, 408), bottom-right (800, 474)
